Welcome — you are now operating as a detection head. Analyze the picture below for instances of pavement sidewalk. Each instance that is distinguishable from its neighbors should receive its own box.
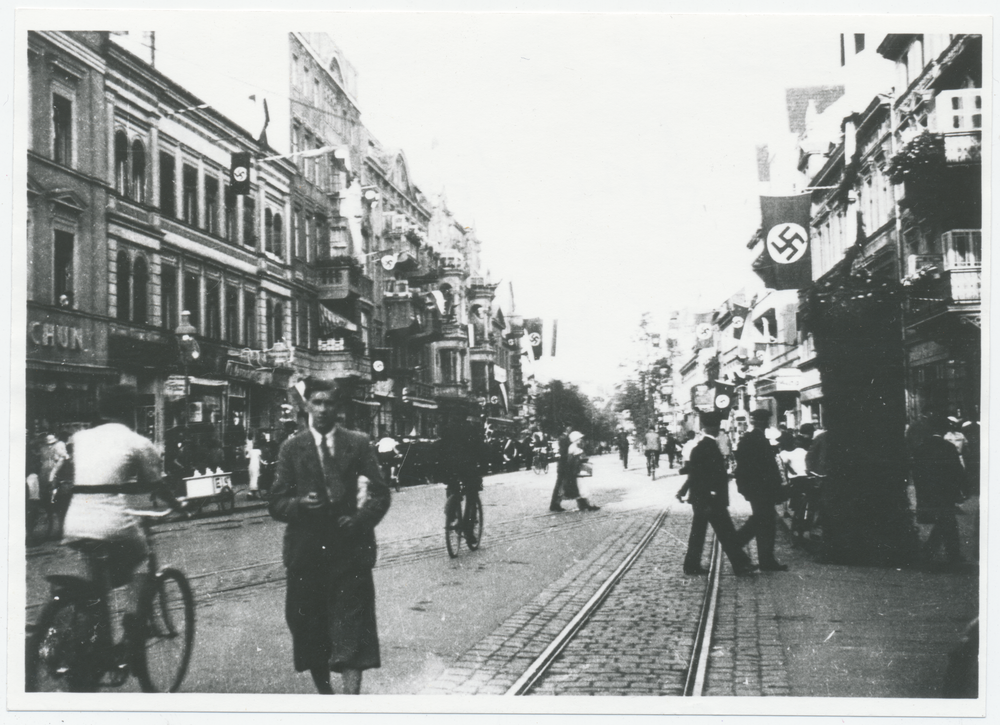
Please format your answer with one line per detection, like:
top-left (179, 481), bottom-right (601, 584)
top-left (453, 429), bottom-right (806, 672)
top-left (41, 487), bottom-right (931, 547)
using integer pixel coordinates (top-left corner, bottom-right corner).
top-left (707, 494), bottom-right (980, 701)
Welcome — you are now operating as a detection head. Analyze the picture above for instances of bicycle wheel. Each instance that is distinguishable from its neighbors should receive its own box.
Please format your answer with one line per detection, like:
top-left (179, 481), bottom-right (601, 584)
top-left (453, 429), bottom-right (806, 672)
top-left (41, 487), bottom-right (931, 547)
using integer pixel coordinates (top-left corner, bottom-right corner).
top-left (466, 497), bottom-right (484, 551)
top-left (134, 568), bottom-right (195, 693)
top-left (26, 596), bottom-right (101, 692)
top-left (445, 494), bottom-right (463, 558)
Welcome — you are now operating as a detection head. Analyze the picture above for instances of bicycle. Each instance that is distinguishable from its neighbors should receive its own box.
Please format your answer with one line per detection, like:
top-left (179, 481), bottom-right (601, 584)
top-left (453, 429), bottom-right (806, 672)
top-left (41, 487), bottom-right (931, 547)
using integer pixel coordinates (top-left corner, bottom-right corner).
top-left (646, 450), bottom-right (659, 480)
top-left (789, 474), bottom-right (824, 544)
top-left (445, 482), bottom-right (483, 558)
top-left (531, 448), bottom-right (549, 475)
top-left (26, 509), bottom-right (195, 693)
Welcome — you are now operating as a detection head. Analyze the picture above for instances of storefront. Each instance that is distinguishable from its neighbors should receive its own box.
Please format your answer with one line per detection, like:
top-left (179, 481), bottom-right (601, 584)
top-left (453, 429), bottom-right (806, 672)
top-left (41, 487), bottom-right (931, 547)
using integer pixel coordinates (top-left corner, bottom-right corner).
top-left (26, 305), bottom-right (114, 438)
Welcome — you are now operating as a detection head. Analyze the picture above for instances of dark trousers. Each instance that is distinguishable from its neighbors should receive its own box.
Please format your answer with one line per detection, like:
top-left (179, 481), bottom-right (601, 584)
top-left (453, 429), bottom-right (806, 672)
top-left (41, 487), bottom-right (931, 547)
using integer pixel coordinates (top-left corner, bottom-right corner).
top-left (619, 448), bottom-right (629, 468)
top-left (735, 498), bottom-right (779, 566)
top-left (923, 506), bottom-right (962, 562)
top-left (684, 499), bottom-right (753, 572)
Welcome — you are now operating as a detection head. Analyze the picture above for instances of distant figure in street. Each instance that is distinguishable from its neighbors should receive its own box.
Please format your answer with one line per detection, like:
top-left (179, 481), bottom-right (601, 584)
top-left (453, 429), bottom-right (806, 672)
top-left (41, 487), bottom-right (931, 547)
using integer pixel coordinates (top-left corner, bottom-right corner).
top-left (912, 415), bottom-right (966, 567)
top-left (643, 426), bottom-right (661, 473)
top-left (246, 434), bottom-right (263, 499)
top-left (805, 428), bottom-right (828, 478)
top-left (562, 431), bottom-right (600, 512)
top-left (679, 412), bottom-right (757, 576)
top-left (664, 432), bottom-right (679, 469)
top-left (376, 431), bottom-right (400, 489)
top-left (943, 417), bottom-right (969, 470)
top-left (616, 430), bottom-right (630, 470)
top-left (268, 378), bottom-right (391, 695)
top-left (438, 415), bottom-right (486, 545)
top-left (550, 426), bottom-right (574, 512)
top-left (734, 409), bottom-right (788, 572)
top-left (961, 420), bottom-right (980, 496)
top-left (679, 430), bottom-right (699, 472)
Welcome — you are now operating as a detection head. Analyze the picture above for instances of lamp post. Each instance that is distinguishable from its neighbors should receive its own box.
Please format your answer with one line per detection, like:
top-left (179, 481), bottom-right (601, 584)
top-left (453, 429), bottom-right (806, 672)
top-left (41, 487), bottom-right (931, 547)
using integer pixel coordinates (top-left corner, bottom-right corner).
top-left (175, 310), bottom-right (201, 430)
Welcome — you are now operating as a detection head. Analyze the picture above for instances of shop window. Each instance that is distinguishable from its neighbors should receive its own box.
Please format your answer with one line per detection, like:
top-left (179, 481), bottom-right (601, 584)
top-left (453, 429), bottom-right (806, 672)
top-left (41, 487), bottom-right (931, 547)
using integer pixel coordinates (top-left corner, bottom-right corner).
top-left (273, 213), bottom-right (283, 258)
top-left (183, 272), bottom-right (200, 331)
top-left (243, 290), bottom-right (257, 346)
top-left (161, 266), bottom-right (177, 330)
top-left (224, 184), bottom-right (236, 241)
top-left (114, 131), bottom-right (129, 195)
top-left (243, 195), bottom-right (256, 247)
top-left (205, 176), bottom-right (219, 235)
top-left (205, 278), bottom-right (221, 339)
top-left (131, 140), bottom-right (146, 203)
top-left (182, 164), bottom-right (199, 226)
top-left (225, 285), bottom-right (238, 343)
top-left (54, 230), bottom-right (74, 307)
top-left (133, 256), bottom-right (148, 324)
top-left (159, 152), bottom-right (176, 217)
top-left (116, 251), bottom-right (131, 320)
top-left (52, 94), bottom-right (73, 166)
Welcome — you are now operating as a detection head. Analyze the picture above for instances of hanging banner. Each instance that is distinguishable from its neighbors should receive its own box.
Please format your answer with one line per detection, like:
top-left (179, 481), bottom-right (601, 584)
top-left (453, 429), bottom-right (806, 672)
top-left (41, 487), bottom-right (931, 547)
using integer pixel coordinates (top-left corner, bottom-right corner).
top-left (759, 193), bottom-right (812, 290)
top-left (524, 318), bottom-right (543, 360)
top-left (318, 305), bottom-right (357, 337)
top-left (230, 152), bottom-right (252, 195)
top-left (730, 304), bottom-right (749, 340)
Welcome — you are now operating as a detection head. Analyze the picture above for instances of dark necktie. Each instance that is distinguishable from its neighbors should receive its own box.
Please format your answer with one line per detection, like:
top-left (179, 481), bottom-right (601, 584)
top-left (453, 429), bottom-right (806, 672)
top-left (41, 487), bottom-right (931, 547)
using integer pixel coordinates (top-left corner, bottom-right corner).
top-left (320, 435), bottom-right (344, 503)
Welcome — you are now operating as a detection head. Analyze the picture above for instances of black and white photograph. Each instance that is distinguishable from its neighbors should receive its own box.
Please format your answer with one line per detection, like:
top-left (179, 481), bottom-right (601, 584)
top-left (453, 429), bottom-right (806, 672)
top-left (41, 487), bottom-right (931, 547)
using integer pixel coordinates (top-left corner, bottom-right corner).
top-left (7, 4), bottom-right (990, 721)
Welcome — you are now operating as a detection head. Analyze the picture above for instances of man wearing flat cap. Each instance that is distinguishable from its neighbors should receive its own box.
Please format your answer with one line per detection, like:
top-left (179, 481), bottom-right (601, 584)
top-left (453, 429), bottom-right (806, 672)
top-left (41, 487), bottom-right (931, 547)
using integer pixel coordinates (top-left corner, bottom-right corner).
top-left (734, 408), bottom-right (789, 571)
top-left (269, 377), bottom-right (391, 694)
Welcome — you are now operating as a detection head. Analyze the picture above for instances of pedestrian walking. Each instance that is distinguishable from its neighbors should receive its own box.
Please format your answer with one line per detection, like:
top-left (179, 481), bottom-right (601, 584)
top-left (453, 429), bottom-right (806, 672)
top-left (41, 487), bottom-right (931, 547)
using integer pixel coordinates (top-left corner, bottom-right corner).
top-left (563, 431), bottom-right (600, 512)
top-left (678, 412), bottom-right (757, 576)
top-left (912, 414), bottom-right (966, 567)
top-left (549, 426), bottom-right (573, 512)
top-left (438, 415), bottom-right (486, 546)
top-left (268, 378), bottom-right (391, 695)
top-left (943, 416), bottom-right (969, 469)
top-left (664, 432), bottom-right (679, 469)
top-left (246, 434), bottom-right (263, 499)
top-left (616, 429), bottom-right (630, 470)
top-left (679, 430), bottom-right (699, 472)
top-left (734, 408), bottom-right (789, 572)
top-left (376, 430), bottom-right (400, 489)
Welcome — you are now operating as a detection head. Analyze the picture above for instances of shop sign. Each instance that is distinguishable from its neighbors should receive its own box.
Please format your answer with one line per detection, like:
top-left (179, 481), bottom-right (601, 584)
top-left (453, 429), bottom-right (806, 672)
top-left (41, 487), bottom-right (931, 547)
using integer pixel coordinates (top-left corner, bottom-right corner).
top-left (225, 360), bottom-right (257, 381)
top-left (692, 384), bottom-right (715, 413)
top-left (164, 375), bottom-right (187, 400)
top-left (27, 306), bottom-right (107, 366)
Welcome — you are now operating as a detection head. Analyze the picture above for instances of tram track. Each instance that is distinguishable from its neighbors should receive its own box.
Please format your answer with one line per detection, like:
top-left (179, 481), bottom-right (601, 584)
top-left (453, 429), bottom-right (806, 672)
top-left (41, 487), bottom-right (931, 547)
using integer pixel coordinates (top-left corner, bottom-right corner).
top-left (503, 509), bottom-right (723, 697)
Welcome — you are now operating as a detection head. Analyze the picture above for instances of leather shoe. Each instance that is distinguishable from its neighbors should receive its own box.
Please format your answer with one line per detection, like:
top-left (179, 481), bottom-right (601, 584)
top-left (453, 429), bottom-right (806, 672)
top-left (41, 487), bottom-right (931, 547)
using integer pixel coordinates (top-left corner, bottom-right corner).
top-left (549, 505), bottom-right (566, 512)
top-left (684, 566), bottom-right (710, 575)
top-left (733, 564), bottom-right (759, 577)
top-left (759, 562), bottom-right (789, 572)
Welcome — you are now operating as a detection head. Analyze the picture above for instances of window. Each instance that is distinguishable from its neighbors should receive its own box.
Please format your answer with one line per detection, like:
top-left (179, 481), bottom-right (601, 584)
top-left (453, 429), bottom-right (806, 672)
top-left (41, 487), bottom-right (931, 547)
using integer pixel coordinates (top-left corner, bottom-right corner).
top-left (266, 297), bottom-right (274, 348)
top-left (184, 272), bottom-right (200, 331)
top-left (291, 124), bottom-right (300, 166)
top-left (293, 207), bottom-right (303, 259)
top-left (439, 349), bottom-right (459, 384)
top-left (182, 164), bottom-right (198, 226)
top-left (131, 140), bottom-right (146, 203)
top-left (52, 94), bottom-right (73, 166)
top-left (306, 213), bottom-right (315, 258)
top-left (225, 285), bottom-right (238, 343)
top-left (243, 195), bottom-right (256, 247)
top-left (265, 208), bottom-right (273, 253)
top-left (161, 266), bottom-right (177, 330)
top-left (292, 55), bottom-right (299, 87)
top-left (54, 230), bottom-right (74, 307)
top-left (273, 213), bottom-right (283, 258)
top-left (316, 214), bottom-right (328, 259)
top-left (116, 251), bottom-right (131, 320)
top-left (243, 291), bottom-right (257, 347)
top-left (360, 310), bottom-right (369, 354)
top-left (205, 176), bottom-right (219, 234)
top-left (205, 278), bottom-right (221, 339)
top-left (297, 298), bottom-right (309, 347)
top-left (224, 184), bottom-right (236, 241)
top-left (114, 131), bottom-right (129, 195)
top-left (133, 256), bottom-right (148, 323)
top-left (314, 78), bottom-right (320, 107)
top-left (159, 152), bottom-right (176, 217)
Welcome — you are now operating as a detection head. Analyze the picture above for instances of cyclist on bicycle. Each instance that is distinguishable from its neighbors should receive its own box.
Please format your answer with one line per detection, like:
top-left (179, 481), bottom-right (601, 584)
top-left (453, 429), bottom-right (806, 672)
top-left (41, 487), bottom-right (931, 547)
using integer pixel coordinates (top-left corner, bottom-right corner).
top-left (438, 415), bottom-right (486, 545)
top-left (530, 427), bottom-right (549, 467)
top-left (59, 384), bottom-right (185, 643)
top-left (643, 426), bottom-right (661, 473)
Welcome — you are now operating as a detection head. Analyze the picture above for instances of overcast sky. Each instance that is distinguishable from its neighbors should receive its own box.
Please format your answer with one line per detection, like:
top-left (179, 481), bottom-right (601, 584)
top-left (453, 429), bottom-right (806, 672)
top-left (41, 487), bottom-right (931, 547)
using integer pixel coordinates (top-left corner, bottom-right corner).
top-left (19, 9), bottom-right (980, 395)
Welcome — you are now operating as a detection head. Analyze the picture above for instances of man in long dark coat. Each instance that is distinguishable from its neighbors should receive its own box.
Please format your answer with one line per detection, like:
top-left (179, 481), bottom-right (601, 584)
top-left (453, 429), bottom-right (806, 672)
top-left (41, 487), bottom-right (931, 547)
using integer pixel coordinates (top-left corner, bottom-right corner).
top-left (549, 426), bottom-right (573, 512)
top-left (269, 378), bottom-right (391, 695)
top-left (680, 412), bottom-right (757, 576)
top-left (912, 414), bottom-right (966, 566)
top-left (734, 408), bottom-right (788, 571)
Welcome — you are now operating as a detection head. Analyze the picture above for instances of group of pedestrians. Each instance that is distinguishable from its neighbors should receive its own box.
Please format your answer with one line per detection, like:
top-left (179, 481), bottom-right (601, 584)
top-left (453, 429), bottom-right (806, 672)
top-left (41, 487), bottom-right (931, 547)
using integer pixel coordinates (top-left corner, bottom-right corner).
top-left (548, 426), bottom-right (600, 513)
top-left (678, 408), bottom-right (789, 576)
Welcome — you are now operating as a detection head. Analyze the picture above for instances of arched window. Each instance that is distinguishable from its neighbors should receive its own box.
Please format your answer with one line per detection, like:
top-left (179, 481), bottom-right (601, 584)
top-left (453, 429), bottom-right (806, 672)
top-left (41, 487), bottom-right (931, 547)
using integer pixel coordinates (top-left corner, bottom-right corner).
top-left (114, 131), bottom-right (129, 195)
top-left (131, 139), bottom-right (146, 203)
top-left (133, 256), bottom-right (148, 323)
top-left (116, 250), bottom-right (131, 320)
top-left (274, 302), bottom-right (285, 344)
top-left (264, 208), bottom-right (273, 253)
top-left (273, 213), bottom-right (283, 258)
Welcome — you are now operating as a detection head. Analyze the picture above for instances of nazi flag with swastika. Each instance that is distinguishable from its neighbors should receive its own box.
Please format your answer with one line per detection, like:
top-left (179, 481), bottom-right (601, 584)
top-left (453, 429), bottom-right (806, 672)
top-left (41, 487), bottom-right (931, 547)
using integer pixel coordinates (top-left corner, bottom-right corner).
top-left (757, 193), bottom-right (812, 290)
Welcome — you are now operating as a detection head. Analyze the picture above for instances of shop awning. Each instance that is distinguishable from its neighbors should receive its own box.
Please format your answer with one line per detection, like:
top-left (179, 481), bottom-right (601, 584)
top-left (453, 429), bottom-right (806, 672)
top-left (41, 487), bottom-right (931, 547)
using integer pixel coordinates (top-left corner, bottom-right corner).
top-left (409, 399), bottom-right (438, 410)
top-left (187, 376), bottom-right (228, 388)
top-left (351, 398), bottom-right (381, 408)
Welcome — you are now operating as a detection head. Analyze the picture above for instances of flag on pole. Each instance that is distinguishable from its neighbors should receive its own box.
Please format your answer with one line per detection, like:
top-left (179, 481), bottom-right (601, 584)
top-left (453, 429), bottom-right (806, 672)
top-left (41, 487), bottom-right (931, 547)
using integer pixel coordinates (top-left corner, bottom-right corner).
top-left (758, 193), bottom-right (812, 290)
top-left (524, 318), bottom-right (543, 360)
top-left (230, 152), bottom-right (252, 195)
top-left (730, 304), bottom-right (749, 340)
top-left (550, 319), bottom-right (558, 357)
top-left (257, 98), bottom-right (270, 147)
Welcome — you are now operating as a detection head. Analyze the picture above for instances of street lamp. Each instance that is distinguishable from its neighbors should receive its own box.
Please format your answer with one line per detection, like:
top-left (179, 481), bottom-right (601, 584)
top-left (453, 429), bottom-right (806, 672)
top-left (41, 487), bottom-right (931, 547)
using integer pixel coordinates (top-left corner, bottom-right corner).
top-left (175, 310), bottom-right (201, 429)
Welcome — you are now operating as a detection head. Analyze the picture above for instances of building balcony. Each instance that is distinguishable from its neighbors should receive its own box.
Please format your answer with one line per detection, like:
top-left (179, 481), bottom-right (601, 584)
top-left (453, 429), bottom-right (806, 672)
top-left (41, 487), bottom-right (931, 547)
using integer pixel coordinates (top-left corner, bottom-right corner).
top-left (312, 259), bottom-right (374, 303)
top-left (405, 380), bottom-right (435, 401)
top-left (943, 131), bottom-right (981, 163)
top-left (469, 344), bottom-right (496, 364)
top-left (434, 381), bottom-right (469, 399)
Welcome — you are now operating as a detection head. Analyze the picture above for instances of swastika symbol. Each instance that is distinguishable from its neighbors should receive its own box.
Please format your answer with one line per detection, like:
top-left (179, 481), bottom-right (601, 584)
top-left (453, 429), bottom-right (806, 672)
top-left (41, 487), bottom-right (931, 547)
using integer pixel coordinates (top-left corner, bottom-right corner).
top-left (732, 316), bottom-right (744, 329)
top-left (529, 332), bottom-right (542, 346)
top-left (766, 223), bottom-right (808, 264)
top-left (233, 167), bottom-right (248, 182)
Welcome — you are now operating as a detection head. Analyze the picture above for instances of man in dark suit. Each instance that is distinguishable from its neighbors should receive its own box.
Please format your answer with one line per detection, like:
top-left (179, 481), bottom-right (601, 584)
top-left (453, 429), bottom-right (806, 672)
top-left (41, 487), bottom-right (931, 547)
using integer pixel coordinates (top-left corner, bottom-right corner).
top-left (549, 425), bottom-right (573, 512)
top-left (912, 414), bottom-right (966, 566)
top-left (734, 409), bottom-right (788, 571)
top-left (679, 412), bottom-right (757, 576)
top-left (269, 378), bottom-right (391, 695)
